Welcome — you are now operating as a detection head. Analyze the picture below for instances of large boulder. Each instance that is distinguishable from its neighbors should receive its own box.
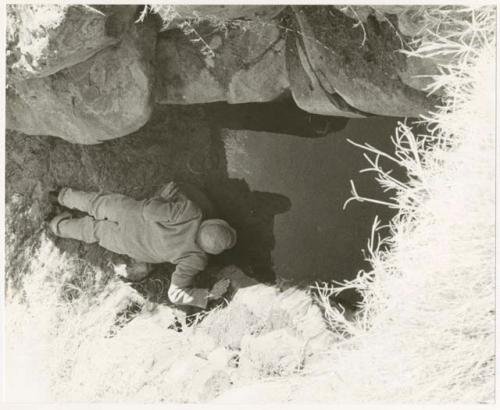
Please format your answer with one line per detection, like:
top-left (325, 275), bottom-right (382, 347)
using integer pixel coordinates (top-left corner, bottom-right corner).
top-left (333, 5), bottom-right (448, 94)
top-left (396, 54), bottom-right (443, 94)
top-left (6, 18), bottom-right (157, 144)
top-left (155, 21), bottom-right (289, 105)
top-left (290, 6), bottom-right (437, 117)
top-left (155, 5), bottom-right (440, 115)
top-left (5, 5), bottom-right (444, 144)
top-left (197, 267), bottom-right (337, 354)
top-left (285, 28), bottom-right (365, 118)
top-left (6, 4), bottom-right (138, 83)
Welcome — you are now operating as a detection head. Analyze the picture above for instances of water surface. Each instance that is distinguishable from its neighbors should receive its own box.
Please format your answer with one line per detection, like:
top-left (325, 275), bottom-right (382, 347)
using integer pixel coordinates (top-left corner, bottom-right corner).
top-left (224, 117), bottom-right (402, 285)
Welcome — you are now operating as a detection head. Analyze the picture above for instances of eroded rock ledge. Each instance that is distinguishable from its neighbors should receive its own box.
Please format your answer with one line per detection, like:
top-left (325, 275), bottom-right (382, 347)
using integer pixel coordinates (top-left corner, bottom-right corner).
top-left (7, 5), bottom-right (442, 144)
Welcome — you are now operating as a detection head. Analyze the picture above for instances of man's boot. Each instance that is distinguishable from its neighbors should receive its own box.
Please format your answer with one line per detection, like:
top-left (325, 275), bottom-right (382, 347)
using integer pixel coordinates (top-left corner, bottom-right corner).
top-left (48, 211), bottom-right (72, 236)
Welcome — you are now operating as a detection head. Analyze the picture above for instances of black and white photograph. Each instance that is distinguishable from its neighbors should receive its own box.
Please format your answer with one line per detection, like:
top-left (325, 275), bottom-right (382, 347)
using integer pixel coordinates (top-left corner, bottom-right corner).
top-left (2, 1), bottom-right (496, 405)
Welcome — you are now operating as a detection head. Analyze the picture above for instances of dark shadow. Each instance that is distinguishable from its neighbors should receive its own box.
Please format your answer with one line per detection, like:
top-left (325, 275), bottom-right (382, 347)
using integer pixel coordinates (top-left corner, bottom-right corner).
top-left (203, 94), bottom-right (350, 138)
top-left (204, 178), bottom-right (291, 283)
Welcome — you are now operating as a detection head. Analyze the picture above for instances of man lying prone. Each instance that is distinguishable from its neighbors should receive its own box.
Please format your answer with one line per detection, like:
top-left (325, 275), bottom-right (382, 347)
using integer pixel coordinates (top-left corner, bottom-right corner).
top-left (49, 182), bottom-right (236, 308)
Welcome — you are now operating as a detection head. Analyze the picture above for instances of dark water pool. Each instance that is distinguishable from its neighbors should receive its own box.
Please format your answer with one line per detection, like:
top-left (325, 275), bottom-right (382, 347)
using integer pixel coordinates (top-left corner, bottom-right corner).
top-left (222, 117), bottom-right (402, 287)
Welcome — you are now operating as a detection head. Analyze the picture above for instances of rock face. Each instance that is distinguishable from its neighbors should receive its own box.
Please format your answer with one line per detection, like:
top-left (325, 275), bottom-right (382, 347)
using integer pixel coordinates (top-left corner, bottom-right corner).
top-left (5, 4), bottom-right (444, 144)
top-left (285, 27), bottom-right (365, 118)
top-left (6, 4), bottom-right (138, 83)
top-left (334, 5), bottom-right (446, 94)
top-left (197, 274), bottom-right (335, 354)
top-left (6, 19), bottom-right (156, 144)
top-left (289, 6), bottom-right (437, 117)
top-left (155, 5), bottom-right (439, 116)
top-left (155, 21), bottom-right (289, 104)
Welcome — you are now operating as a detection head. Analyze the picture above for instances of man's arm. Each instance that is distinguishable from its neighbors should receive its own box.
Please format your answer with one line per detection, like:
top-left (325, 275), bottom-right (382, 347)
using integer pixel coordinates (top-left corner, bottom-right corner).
top-left (167, 255), bottom-right (229, 309)
top-left (168, 257), bottom-right (209, 308)
top-left (167, 283), bottom-right (211, 309)
top-left (167, 279), bottom-right (231, 309)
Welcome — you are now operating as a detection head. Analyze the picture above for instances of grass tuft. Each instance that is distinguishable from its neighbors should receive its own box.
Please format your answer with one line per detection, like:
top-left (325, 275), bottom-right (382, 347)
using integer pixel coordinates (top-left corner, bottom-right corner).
top-left (308, 4), bottom-right (495, 403)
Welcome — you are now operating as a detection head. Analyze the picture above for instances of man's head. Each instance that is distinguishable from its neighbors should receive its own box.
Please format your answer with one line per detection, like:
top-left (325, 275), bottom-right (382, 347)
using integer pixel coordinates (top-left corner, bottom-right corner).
top-left (197, 219), bottom-right (237, 255)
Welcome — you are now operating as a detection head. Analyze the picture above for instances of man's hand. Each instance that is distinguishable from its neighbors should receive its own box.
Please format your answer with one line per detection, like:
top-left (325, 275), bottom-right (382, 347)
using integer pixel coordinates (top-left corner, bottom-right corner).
top-left (208, 278), bottom-right (231, 300)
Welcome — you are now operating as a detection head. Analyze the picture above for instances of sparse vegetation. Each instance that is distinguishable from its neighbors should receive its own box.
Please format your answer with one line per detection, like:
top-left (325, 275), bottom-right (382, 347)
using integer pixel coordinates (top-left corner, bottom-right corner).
top-left (309, 5), bottom-right (496, 402)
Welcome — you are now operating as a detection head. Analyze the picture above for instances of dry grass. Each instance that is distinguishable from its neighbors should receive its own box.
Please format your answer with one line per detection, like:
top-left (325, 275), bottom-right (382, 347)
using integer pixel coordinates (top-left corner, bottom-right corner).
top-left (307, 5), bottom-right (496, 403)
top-left (5, 234), bottom-right (143, 400)
top-left (5, 237), bottom-right (319, 402)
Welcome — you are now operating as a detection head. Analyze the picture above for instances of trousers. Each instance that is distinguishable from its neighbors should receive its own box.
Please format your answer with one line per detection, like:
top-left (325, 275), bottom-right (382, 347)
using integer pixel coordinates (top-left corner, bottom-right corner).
top-left (56, 189), bottom-right (139, 255)
top-left (54, 188), bottom-right (210, 309)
